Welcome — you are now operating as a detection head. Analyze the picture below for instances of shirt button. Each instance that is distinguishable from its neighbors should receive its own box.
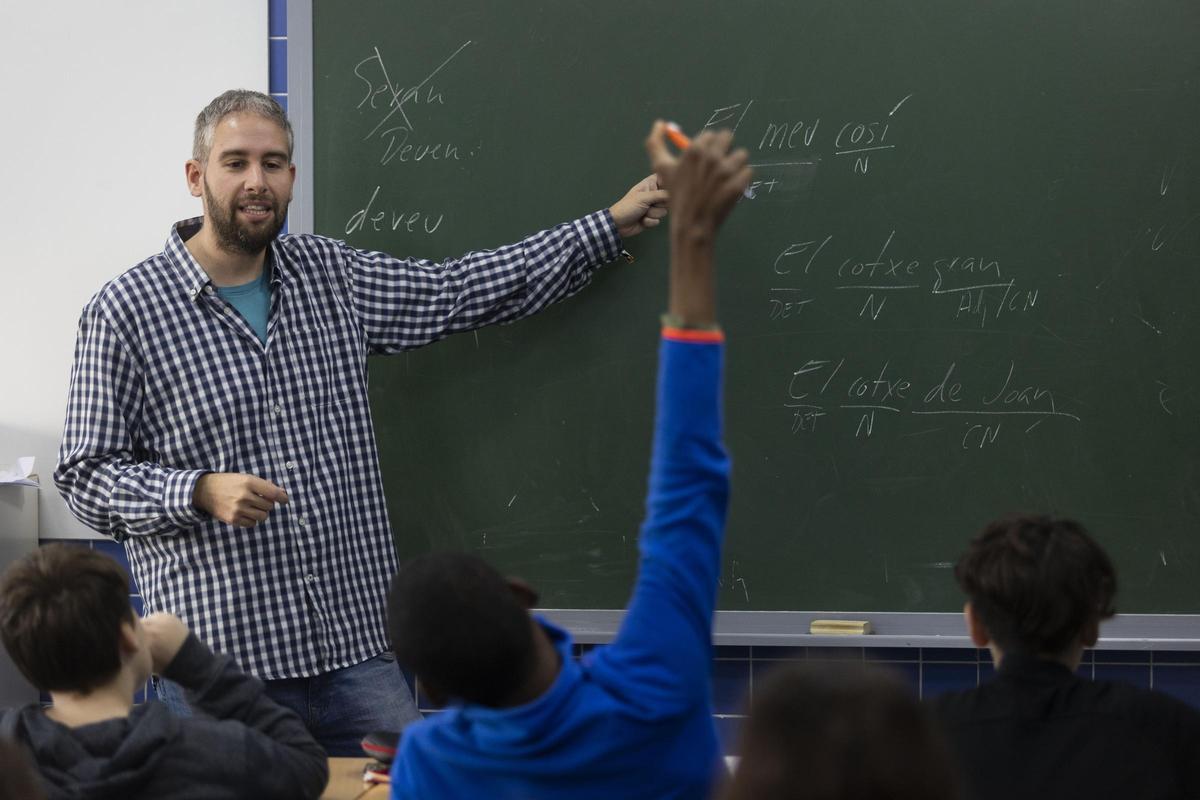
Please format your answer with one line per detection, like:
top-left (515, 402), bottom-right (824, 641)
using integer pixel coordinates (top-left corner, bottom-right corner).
top-left (305, 574), bottom-right (316, 583)
top-left (298, 516), bottom-right (308, 527)
top-left (204, 285), bottom-right (214, 295)
top-left (272, 403), bottom-right (283, 415)
top-left (285, 461), bottom-right (296, 470)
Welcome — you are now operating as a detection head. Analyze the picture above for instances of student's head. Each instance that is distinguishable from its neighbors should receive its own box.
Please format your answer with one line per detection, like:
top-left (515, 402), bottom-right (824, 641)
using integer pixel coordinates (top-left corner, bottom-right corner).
top-left (955, 514), bottom-right (1116, 663)
top-left (388, 553), bottom-right (539, 707)
top-left (725, 663), bottom-right (959, 800)
top-left (187, 89), bottom-right (295, 255)
top-left (0, 545), bottom-right (148, 694)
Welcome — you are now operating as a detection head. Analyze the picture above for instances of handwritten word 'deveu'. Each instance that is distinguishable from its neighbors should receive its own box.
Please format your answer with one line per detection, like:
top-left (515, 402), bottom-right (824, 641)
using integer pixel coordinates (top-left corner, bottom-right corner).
top-left (345, 186), bottom-right (445, 236)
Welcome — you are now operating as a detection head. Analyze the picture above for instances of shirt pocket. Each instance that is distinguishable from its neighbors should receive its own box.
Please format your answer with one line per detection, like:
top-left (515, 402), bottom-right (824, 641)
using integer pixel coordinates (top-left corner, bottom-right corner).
top-left (292, 323), bottom-right (342, 409)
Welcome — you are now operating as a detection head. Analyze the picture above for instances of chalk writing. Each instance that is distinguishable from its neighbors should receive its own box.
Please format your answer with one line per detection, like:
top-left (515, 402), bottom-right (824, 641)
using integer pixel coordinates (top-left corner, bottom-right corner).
top-left (784, 358), bottom-right (1080, 447)
top-left (683, 93), bottom-right (913, 198)
top-left (749, 93), bottom-right (911, 178)
top-left (353, 42), bottom-right (474, 166)
top-left (345, 185), bottom-right (446, 236)
top-left (768, 230), bottom-right (1041, 327)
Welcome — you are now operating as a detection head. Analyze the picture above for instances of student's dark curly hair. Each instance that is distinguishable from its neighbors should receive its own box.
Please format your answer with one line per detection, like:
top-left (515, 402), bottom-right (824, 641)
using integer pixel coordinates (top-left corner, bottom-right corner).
top-left (955, 514), bottom-right (1117, 656)
top-left (388, 553), bottom-right (536, 707)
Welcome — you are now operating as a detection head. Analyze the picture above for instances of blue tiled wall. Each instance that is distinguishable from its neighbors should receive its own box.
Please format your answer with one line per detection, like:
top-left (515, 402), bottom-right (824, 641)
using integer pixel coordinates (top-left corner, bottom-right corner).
top-left (270, 0), bottom-right (288, 235)
top-left (704, 643), bottom-right (1200, 754)
top-left (269, 0), bottom-right (287, 111)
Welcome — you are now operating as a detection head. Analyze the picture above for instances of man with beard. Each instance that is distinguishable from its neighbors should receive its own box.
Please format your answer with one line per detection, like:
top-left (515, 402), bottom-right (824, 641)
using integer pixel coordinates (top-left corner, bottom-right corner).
top-left (54, 90), bottom-right (668, 755)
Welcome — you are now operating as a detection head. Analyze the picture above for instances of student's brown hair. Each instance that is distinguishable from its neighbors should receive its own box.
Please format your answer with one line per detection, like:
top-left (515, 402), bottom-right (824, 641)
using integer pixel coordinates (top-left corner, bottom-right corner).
top-left (0, 545), bottom-right (134, 693)
top-left (724, 663), bottom-right (959, 800)
top-left (955, 514), bottom-right (1117, 657)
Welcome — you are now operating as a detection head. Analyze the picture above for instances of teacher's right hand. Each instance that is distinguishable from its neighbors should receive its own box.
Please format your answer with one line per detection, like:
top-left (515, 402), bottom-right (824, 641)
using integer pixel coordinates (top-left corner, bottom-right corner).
top-left (192, 472), bottom-right (289, 527)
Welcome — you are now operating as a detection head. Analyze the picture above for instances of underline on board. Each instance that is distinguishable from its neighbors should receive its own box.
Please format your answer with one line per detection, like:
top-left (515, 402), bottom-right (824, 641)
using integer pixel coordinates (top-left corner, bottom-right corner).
top-left (929, 283), bottom-right (1011, 294)
top-left (911, 409), bottom-right (1081, 421)
top-left (833, 285), bottom-right (921, 290)
top-left (833, 144), bottom-right (896, 155)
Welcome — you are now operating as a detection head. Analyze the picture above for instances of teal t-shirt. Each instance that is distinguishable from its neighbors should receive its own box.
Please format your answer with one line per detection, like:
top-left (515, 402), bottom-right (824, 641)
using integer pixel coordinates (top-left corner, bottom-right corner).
top-left (216, 269), bottom-right (269, 345)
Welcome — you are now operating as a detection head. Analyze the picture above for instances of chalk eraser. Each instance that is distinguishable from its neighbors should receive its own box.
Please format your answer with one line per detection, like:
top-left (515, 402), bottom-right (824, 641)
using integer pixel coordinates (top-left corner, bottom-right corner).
top-left (810, 619), bottom-right (873, 635)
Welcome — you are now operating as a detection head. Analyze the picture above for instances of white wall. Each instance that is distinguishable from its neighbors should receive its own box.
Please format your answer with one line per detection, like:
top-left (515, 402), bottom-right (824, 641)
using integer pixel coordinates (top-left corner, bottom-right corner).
top-left (0, 2), bottom-right (268, 538)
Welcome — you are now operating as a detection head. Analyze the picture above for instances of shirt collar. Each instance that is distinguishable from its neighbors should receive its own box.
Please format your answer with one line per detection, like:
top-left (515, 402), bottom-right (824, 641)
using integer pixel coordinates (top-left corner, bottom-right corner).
top-left (165, 217), bottom-right (290, 300)
top-left (165, 217), bottom-right (212, 302)
top-left (267, 237), bottom-right (290, 288)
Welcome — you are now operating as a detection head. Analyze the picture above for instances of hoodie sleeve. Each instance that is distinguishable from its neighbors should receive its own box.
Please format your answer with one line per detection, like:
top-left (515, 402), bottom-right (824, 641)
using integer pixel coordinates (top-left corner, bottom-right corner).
top-left (588, 333), bottom-right (730, 715)
top-left (163, 634), bottom-right (329, 799)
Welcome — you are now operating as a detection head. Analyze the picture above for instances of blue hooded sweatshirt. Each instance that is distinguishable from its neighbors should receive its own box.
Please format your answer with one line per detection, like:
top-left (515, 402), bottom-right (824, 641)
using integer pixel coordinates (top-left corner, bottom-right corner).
top-left (390, 331), bottom-right (730, 799)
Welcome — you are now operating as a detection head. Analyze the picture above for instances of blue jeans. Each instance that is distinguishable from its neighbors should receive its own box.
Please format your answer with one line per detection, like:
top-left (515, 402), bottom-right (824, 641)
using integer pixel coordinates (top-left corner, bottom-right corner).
top-left (154, 651), bottom-right (422, 756)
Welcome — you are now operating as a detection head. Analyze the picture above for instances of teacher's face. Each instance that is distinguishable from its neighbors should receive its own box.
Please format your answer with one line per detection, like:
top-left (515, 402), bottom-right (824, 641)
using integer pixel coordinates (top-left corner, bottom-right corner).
top-left (188, 112), bottom-right (295, 255)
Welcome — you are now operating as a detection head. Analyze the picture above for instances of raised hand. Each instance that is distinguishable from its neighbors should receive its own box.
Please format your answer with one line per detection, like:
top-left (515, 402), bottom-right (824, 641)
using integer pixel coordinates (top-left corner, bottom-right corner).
top-left (645, 121), bottom-right (751, 326)
top-left (645, 121), bottom-right (751, 245)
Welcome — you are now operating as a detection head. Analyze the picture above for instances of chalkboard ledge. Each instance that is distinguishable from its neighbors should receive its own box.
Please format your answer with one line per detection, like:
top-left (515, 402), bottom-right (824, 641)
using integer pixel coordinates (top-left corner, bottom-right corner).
top-left (540, 610), bottom-right (1200, 651)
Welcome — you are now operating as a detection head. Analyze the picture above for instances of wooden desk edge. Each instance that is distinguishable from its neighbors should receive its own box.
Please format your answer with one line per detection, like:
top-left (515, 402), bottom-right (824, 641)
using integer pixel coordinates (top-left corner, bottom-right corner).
top-left (322, 757), bottom-right (388, 800)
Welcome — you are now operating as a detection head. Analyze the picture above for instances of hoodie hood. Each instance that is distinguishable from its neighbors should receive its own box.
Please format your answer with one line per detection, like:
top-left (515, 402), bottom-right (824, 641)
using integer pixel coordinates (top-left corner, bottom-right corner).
top-left (4, 702), bottom-right (180, 799)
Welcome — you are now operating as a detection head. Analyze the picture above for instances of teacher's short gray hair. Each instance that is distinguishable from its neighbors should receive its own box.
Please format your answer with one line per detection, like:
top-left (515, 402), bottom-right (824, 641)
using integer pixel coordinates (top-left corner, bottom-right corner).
top-left (193, 89), bottom-right (294, 163)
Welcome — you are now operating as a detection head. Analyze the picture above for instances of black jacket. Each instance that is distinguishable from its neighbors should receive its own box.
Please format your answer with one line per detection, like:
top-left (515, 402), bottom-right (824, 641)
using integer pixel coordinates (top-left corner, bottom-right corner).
top-left (1, 634), bottom-right (327, 800)
top-left (932, 653), bottom-right (1200, 800)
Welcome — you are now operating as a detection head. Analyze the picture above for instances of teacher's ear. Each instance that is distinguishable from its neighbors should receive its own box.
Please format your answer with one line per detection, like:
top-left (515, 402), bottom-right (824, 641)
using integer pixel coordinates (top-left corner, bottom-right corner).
top-left (185, 159), bottom-right (204, 199)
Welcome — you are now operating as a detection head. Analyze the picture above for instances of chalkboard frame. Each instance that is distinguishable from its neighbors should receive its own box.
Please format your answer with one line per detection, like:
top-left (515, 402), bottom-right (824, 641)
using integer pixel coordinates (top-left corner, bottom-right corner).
top-left (285, 0), bottom-right (1200, 648)
top-left (547, 610), bottom-right (1200, 650)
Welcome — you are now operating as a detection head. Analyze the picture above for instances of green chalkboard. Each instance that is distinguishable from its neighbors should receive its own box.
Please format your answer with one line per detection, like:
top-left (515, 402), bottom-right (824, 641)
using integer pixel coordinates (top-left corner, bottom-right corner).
top-left (311, 0), bottom-right (1200, 613)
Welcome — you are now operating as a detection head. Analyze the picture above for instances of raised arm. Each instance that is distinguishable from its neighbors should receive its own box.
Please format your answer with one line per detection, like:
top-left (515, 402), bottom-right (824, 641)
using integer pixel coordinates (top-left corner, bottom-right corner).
top-left (589, 125), bottom-right (751, 712)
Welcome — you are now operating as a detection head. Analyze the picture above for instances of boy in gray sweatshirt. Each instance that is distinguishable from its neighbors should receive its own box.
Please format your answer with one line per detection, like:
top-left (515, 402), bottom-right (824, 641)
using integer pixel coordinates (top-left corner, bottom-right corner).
top-left (0, 544), bottom-right (327, 800)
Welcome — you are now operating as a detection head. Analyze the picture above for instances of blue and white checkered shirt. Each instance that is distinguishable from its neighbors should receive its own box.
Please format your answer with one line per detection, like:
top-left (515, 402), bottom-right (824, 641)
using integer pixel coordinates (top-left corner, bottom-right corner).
top-left (55, 211), bottom-right (620, 679)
